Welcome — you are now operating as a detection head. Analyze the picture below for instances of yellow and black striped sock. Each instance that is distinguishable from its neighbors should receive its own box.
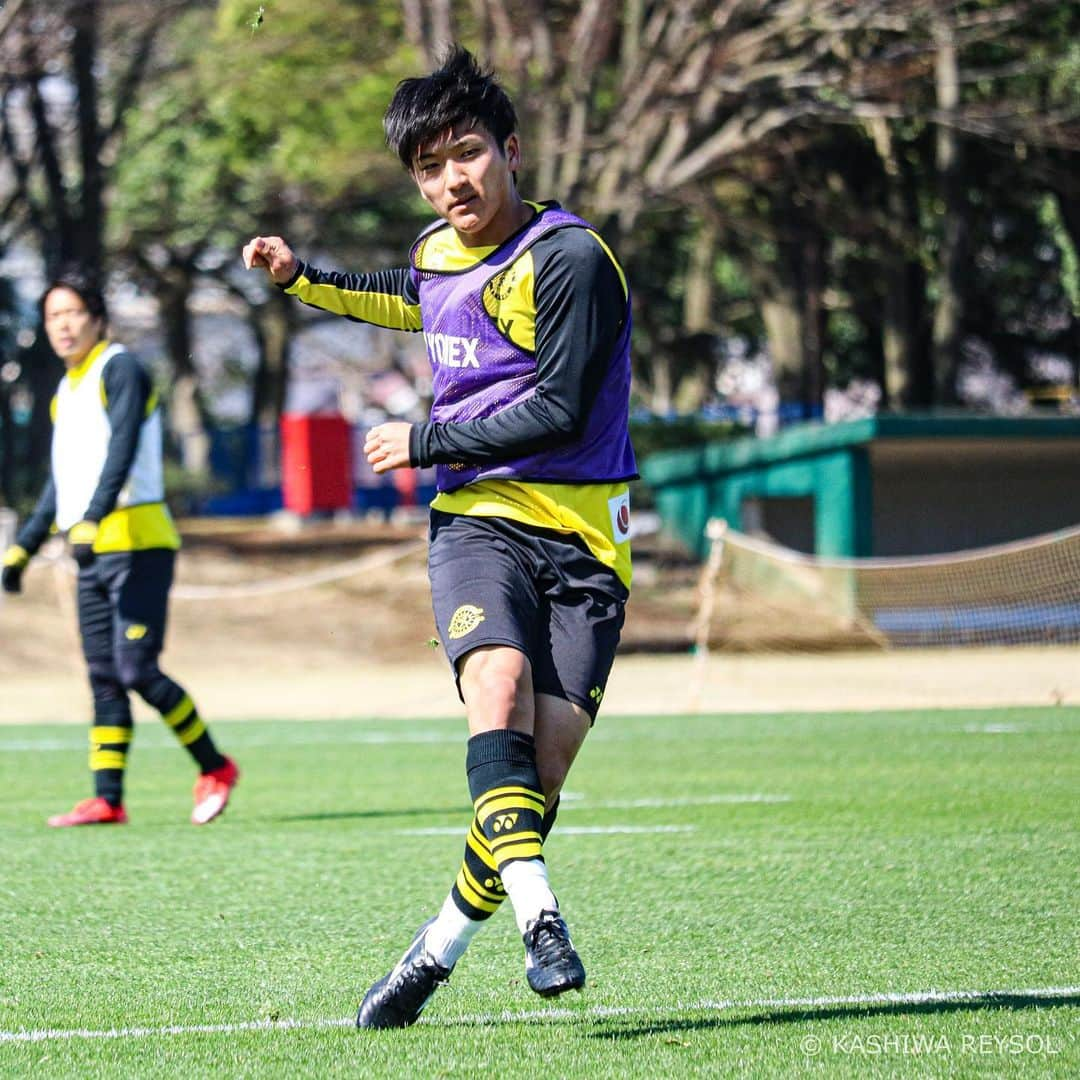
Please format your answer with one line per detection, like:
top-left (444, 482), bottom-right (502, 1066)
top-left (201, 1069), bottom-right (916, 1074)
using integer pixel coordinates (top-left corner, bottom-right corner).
top-left (451, 796), bottom-right (561, 921)
top-left (139, 675), bottom-right (226, 773)
top-left (466, 729), bottom-right (546, 874)
top-left (451, 811), bottom-right (507, 920)
top-left (90, 699), bottom-right (133, 808)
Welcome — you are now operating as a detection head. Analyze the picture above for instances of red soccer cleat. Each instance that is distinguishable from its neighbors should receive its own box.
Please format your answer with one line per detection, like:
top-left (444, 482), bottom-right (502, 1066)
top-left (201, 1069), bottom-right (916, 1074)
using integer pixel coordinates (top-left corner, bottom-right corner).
top-left (191, 757), bottom-right (240, 825)
top-left (47, 797), bottom-right (128, 828)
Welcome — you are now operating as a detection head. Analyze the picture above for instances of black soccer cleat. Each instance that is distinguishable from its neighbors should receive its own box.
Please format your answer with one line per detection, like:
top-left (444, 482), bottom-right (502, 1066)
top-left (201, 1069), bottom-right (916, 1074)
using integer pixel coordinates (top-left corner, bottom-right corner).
top-left (356, 918), bottom-right (452, 1029)
top-left (522, 909), bottom-right (586, 997)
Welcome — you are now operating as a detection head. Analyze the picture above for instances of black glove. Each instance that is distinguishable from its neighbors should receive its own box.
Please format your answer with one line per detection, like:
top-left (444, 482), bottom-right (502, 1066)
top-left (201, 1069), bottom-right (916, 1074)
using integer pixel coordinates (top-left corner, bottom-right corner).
top-left (68, 520), bottom-right (99, 570)
top-left (2, 545), bottom-right (28, 594)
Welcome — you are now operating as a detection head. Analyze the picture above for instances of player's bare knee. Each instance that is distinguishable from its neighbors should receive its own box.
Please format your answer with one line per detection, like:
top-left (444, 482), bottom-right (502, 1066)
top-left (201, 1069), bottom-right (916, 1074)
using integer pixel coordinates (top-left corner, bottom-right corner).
top-left (460, 648), bottom-right (531, 728)
top-left (468, 666), bottom-right (525, 722)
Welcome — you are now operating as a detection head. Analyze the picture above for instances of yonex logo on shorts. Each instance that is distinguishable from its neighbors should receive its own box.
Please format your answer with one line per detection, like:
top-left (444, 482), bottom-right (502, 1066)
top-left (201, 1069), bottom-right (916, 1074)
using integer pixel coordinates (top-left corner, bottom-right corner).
top-left (448, 604), bottom-right (485, 639)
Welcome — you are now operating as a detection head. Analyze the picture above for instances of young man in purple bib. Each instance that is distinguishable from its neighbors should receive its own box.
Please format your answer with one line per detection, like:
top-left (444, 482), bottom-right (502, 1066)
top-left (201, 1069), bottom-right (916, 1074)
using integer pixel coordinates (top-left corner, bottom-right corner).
top-left (243, 45), bottom-right (636, 1028)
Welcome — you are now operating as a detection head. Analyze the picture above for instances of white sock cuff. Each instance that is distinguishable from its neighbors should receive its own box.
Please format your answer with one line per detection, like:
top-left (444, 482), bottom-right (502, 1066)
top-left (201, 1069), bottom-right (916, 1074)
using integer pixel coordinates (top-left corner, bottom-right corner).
top-left (424, 894), bottom-right (486, 969)
top-left (500, 859), bottom-right (558, 933)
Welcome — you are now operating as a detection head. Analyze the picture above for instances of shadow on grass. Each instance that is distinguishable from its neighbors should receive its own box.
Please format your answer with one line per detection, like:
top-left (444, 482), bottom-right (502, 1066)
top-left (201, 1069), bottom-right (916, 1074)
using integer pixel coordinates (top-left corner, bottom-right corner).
top-left (587, 992), bottom-right (1080, 1039)
top-left (272, 805), bottom-right (467, 823)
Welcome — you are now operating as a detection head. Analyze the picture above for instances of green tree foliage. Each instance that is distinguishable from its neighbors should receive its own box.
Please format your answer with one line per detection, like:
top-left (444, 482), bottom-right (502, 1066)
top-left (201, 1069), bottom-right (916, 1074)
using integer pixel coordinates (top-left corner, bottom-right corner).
top-left (0, 0), bottom-right (190, 491)
top-left (106, 0), bottom-right (426, 464)
top-left (5, 0), bottom-right (1080, 474)
top-left (208, 1), bottom-right (416, 209)
top-left (423, 1), bottom-right (1080, 414)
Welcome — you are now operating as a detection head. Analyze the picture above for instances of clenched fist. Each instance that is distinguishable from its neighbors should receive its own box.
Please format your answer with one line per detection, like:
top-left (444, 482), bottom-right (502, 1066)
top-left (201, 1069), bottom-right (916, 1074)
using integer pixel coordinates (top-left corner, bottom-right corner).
top-left (242, 236), bottom-right (300, 284)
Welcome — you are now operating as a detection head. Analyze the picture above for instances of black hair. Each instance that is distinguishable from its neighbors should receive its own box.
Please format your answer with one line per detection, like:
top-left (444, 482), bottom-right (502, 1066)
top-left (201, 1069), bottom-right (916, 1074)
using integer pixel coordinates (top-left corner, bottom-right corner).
top-left (39, 265), bottom-right (107, 323)
top-left (383, 44), bottom-right (517, 171)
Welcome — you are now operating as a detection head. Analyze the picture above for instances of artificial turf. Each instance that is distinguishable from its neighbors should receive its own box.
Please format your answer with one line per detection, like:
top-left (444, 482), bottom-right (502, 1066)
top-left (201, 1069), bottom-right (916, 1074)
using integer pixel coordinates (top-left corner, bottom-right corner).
top-left (0, 707), bottom-right (1076, 1077)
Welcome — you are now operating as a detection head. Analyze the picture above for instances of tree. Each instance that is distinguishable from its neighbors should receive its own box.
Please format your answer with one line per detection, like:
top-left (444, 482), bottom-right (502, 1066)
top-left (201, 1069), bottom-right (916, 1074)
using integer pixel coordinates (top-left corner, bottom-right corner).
top-left (109, 0), bottom-right (425, 462)
top-left (0, 0), bottom-right (201, 484)
top-left (0, 0), bottom-right (189, 270)
top-left (411, 0), bottom-right (1080, 413)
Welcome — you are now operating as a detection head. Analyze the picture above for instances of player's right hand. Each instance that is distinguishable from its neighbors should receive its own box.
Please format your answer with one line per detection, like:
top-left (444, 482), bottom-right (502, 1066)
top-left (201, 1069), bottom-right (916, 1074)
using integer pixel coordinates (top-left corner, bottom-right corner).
top-left (2, 545), bottom-right (28, 594)
top-left (242, 236), bottom-right (300, 284)
top-left (67, 521), bottom-right (98, 570)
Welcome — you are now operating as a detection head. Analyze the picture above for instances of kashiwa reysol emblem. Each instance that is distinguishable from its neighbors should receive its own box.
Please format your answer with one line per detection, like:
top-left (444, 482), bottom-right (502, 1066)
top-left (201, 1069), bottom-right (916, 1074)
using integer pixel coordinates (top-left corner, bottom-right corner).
top-left (448, 604), bottom-right (486, 640)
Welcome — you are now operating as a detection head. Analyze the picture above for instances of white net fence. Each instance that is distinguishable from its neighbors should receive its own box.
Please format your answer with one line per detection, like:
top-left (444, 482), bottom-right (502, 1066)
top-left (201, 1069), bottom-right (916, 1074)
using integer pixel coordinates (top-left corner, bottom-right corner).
top-left (695, 519), bottom-right (1080, 651)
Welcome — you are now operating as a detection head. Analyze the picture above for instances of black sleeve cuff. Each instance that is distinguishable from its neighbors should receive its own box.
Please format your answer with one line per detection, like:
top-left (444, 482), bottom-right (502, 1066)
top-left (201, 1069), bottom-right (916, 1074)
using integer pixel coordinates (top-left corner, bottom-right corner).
top-left (276, 260), bottom-right (305, 291)
top-left (408, 424), bottom-right (426, 468)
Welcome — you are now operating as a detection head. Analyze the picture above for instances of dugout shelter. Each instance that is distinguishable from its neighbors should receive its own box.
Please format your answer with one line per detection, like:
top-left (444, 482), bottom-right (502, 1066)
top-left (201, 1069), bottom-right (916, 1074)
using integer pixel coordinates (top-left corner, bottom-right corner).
top-left (641, 414), bottom-right (1080, 560)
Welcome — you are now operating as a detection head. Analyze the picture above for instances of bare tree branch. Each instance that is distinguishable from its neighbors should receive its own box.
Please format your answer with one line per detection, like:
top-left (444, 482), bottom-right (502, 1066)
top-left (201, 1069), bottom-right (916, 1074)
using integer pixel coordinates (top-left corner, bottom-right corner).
top-left (102, 21), bottom-right (160, 150)
top-left (0, 0), bottom-right (29, 42)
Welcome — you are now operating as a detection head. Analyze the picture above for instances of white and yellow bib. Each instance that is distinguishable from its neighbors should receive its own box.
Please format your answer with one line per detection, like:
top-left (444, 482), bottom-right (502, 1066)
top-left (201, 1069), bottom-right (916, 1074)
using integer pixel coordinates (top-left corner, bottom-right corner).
top-left (52, 342), bottom-right (178, 551)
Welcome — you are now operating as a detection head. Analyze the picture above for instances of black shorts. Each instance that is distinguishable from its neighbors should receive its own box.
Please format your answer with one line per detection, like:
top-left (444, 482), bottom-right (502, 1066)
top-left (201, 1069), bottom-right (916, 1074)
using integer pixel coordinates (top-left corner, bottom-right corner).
top-left (427, 510), bottom-right (628, 720)
top-left (77, 549), bottom-right (175, 670)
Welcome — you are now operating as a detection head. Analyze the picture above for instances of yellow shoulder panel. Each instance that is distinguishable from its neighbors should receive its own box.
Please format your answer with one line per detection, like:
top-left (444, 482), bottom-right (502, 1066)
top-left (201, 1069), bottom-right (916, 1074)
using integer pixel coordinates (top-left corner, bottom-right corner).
top-left (482, 252), bottom-right (536, 352)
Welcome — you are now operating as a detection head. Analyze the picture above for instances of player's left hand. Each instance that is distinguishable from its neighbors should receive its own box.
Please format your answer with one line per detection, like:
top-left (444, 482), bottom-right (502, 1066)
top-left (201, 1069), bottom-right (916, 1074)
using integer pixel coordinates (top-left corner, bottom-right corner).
top-left (364, 422), bottom-right (413, 473)
top-left (68, 520), bottom-right (99, 569)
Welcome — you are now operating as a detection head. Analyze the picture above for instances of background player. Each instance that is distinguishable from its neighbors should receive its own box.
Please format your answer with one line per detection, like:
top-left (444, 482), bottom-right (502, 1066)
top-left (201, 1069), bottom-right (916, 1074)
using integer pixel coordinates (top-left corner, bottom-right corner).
top-left (1, 268), bottom-right (239, 827)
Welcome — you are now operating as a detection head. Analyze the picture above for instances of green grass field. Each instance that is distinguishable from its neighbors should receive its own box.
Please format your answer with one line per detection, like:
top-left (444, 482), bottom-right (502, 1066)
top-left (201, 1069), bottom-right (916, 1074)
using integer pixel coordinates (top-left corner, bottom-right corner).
top-left (1, 707), bottom-right (1077, 1077)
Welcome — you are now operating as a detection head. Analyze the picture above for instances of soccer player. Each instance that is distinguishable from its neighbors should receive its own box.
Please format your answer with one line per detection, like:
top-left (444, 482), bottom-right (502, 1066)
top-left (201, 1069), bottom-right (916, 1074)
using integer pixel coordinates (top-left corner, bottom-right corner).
top-left (1, 269), bottom-right (239, 827)
top-left (243, 45), bottom-right (635, 1028)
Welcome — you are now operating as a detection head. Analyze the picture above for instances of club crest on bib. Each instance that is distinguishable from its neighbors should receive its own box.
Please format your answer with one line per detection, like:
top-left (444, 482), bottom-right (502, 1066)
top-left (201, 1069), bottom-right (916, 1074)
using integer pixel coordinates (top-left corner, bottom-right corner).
top-left (448, 604), bottom-right (485, 640)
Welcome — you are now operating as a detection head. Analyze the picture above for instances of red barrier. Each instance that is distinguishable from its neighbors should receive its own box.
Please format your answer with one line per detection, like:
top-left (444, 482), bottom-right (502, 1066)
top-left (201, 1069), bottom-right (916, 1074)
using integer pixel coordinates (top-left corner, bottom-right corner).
top-left (280, 413), bottom-right (352, 514)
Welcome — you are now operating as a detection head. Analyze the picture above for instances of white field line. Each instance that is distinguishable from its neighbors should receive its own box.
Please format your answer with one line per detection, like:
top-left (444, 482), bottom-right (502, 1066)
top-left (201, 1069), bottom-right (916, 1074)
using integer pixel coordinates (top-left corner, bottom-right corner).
top-left (2, 719), bottom-right (1067, 753)
top-left (0, 731), bottom-right (465, 751)
top-left (2, 986), bottom-right (1077, 1044)
top-left (561, 795), bottom-right (792, 808)
top-left (0, 1017), bottom-right (353, 1044)
top-left (0, 741), bottom-right (789, 815)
